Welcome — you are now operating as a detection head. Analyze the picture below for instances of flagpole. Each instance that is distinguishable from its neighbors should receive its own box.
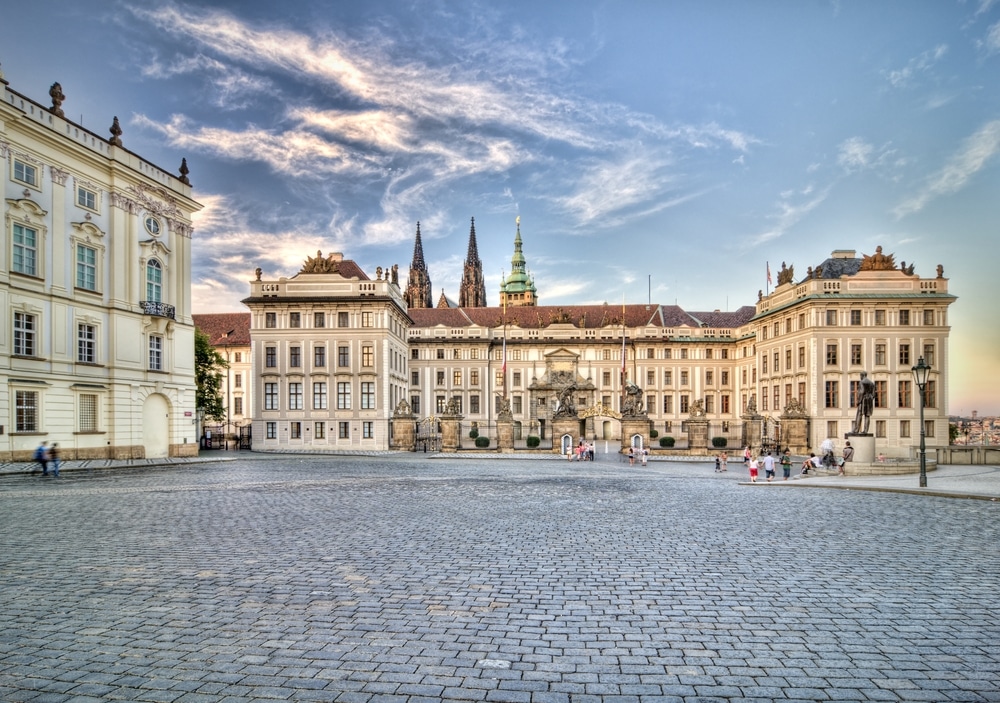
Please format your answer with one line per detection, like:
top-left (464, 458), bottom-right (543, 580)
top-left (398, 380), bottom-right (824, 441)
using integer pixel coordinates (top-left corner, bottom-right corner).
top-left (621, 292), bottom-right (627, 409)
top-left (501, 269), bottom-right (507, 401)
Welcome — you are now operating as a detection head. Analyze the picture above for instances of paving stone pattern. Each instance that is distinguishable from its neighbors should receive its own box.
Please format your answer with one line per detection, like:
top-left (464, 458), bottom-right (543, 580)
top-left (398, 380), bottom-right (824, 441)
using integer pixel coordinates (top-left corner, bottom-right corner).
top-left (1, 456), bottom-right (998, 702)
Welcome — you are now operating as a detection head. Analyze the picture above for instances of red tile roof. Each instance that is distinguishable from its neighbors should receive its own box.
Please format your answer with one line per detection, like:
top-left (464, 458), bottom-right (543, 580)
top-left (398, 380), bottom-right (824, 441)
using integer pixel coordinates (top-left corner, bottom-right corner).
top-left (193, 313), bottom-right (252, 345)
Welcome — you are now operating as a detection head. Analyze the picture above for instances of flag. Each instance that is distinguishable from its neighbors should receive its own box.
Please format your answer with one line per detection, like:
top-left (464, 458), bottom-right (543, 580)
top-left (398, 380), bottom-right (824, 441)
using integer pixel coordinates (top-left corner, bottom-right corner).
top-left (767, 262), bottom-right (772, 286)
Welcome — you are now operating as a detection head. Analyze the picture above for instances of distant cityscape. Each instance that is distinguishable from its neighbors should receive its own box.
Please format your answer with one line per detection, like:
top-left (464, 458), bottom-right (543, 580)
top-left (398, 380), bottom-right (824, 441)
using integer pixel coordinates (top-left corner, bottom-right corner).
top-left (951, 415), bottom-right (998, 445)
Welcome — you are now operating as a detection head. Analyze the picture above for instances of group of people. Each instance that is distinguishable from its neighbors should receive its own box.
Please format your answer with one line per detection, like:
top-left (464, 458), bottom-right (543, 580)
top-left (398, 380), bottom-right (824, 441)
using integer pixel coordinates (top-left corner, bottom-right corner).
top-left (740, 440), bottom-right (854, 481)
top-left (627, 446), bottom-right (649, 466)
top-left (568, 440), bottom-right (595, 462)
top-left (33, 441), bottom-right (61, 477)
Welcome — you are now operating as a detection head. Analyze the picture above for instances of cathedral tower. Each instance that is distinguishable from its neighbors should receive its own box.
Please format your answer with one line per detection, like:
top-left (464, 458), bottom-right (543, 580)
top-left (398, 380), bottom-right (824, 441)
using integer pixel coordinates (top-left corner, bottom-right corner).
top-left (458, 217), bottom-right (487, 308)
top-left (499, 216), bottom-right (537, 308)
top-left (404, 222), bottom-right (433, 309)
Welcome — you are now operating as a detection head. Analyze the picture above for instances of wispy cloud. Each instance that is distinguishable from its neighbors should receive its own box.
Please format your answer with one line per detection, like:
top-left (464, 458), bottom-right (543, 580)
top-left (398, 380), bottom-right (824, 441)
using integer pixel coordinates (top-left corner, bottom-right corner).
top-left (751, 187), bottom-right (832, 246)
top-left (893, 120), bottom-right (1000, 218)
top-left (882, 44), bottom-right (947, 89)
top-left (979, 21), bottom-right (1000, 55)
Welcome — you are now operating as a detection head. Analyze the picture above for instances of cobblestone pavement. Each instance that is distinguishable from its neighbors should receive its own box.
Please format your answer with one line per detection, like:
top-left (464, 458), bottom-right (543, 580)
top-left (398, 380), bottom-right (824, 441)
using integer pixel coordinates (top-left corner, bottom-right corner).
top-left (1, 455), bottom-right (998, 703)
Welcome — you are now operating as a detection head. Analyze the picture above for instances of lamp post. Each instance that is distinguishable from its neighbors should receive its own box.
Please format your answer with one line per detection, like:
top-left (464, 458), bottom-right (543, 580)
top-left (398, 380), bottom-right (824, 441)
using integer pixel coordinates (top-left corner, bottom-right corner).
top-left (911, 356), bottom-right (931, 488)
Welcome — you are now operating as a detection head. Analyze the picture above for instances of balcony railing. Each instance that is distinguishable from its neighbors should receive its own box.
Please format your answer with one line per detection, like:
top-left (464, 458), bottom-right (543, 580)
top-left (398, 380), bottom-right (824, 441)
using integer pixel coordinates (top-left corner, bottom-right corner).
top-left (140, 301), bottom-right (176, 319)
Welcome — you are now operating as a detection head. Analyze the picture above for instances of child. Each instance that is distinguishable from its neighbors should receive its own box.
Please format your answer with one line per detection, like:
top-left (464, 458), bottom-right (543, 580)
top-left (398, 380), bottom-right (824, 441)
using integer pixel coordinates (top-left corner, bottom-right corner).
top-left (748, 455), bottom-right (759, 482)
top-left (715, 454), bottom-right (721, 472)
top-left (780, 450), bottom-right (792, 480)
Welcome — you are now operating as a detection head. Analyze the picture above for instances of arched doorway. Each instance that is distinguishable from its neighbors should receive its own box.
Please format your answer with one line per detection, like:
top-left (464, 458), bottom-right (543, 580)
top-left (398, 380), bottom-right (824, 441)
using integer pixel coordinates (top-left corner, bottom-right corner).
top-left (142, 393), bottom-right (171, 458)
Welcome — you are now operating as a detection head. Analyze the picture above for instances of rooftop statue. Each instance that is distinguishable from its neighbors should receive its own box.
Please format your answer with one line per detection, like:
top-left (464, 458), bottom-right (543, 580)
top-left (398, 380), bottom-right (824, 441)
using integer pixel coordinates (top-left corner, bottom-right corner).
top-left (300, 250), bottom-right (342, 274)
top-left (860, 245), bottom-right (896, 271)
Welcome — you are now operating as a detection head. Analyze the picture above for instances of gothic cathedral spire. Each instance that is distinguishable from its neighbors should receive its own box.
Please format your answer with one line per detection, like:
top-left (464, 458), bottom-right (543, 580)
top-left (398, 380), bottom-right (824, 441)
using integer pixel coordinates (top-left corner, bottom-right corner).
top-left (458, 217), bottom-right (487, 308)
top-left (404, 222), bottom-right (433, 309)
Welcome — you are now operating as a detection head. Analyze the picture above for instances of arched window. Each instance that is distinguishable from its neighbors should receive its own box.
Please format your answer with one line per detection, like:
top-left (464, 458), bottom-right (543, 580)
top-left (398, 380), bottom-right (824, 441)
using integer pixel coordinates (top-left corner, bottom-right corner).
top-left (146, 259), bottom-right (162, 302)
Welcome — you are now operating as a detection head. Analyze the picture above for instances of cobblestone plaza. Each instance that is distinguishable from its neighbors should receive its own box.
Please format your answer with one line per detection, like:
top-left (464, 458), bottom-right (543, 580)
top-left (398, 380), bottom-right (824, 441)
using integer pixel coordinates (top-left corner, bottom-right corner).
top-left (1, 456), bottom-right (998, 702)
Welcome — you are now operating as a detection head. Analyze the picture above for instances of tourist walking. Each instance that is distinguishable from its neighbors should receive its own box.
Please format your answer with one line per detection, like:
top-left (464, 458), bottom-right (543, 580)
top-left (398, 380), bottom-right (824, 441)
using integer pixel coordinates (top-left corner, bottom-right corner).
top-left (780, 449), bottom-right (792, 480)
top-left (743, 445), bottom-right (751, 466)
top-left (49, 443), bottom-right (61, 478)
top-left (641, 447), bottom-right (648, 466)
top-left (715, 454), bottom-right (722, 472)
top-left (34, 441), bottom-right (49, 475)
top-left (720, 451), bottom-right (728, 471)
top-left (748, 455), bottom-right (759, 482)
top-left (763, 452), bottom-right (776, 482)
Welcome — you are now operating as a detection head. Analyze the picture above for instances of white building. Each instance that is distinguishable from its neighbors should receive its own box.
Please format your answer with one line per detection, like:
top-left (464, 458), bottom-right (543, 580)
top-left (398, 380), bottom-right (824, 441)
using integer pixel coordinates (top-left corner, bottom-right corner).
top-left (1, 72), bottom-right (200, 460)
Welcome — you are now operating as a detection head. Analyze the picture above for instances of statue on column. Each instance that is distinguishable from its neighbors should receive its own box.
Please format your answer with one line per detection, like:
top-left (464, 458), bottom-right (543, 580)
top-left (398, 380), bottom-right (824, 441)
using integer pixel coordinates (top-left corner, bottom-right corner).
top-left (851, 371), bottom-right (876, 434)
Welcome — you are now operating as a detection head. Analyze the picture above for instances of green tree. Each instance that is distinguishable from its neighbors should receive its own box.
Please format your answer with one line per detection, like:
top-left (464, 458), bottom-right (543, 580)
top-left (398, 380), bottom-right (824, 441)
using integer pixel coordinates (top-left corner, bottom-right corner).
top-left (195, 329), bottom-right (228, 421)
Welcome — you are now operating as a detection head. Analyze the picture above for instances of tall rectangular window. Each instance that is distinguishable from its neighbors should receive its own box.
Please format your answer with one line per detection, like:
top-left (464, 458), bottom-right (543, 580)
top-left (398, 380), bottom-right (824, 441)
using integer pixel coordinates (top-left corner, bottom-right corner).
top-left (876, 420), bottom-right (886, 438)
top-left (14, 312), bottom-right (36, 356)
top-left (899, 343), bottom-right (911, 366)
top-left (824, 380), bottom-right (839, 408)
top-left (76, 244), bottom-right (97, 291)
top-left (850, 310), bottom-right (862, 325)
top-left (361, 312), bottom-right (374, 327)
top-left (363, 421), bottom-right (374, 439)
top-left (826, 310), bottom-right (837, 326)
top-left (290, 421), bottom-right (302, 439)
top-left (234, 397), bottom-right (243, 415)
top-left (265, 312), bottom-right (276, 328)
top-left (851, 344), bottom-right (862, 365)
top-left (825, 344), bottom-right (837, 366)
top-left (265, 347), bottom-right (276, 368)
top-left (900, 420), bottom-right (910, 438)
top-left (680, 395), bottom-right (690, 413)
top-left (339, 422), bottom-right (350, 438)
top-left (874, 309), bottom-right (886, 325)
top-left (923, 309), bottom-right (934, 325)
top-left (411, 370), bottom-right (419, 385)
top-left (922, 344), bottom-right (935, 367)
top-left (470, 395), bottom-right (480, 413)
top-left (922, 380), bottom-right (936, 409)
top-left (470, 370), bottom-right (479, 385)
top-left (266, 421), bottom-right (277, 439)
top-left (149, 335), bottom-right (163, 370)
top-left (315, 422), bottom-right (326, 439)
top-left (898, 380), bottom-right (912, 408)
top-left (337, 382), bottom-right (351, 409)
top-left (874, 380), bottom-right (887, 408)
top-left (706, 370), bottom-right (714, 386)
top-left (875, 343), bottom-right (886, 366)
top-left (77, 323), bottom-right (96, 363)
top-left (705, 395), bottom-right (715, 414)
top-left (314, 346), bottom-right (326, 367)
top-left (798, 345), bottom-right (805, 368)
top-left (410, 395), bottom-right (420, 414)
top-left (289, 346), bottom-right (301, 368)
top-left (264, 382), bottom-right (278, 410)
top-left (453, 370), bottom-right (462, 386)
top-left (361, 382), bottom-right (375, 409)
top-left (338, 311), bottom-right (349, 327)
top-left (680, 370), bottom-right (689, 385)
top-left (79, 394), bottom-right (98, 432)
top-left (338, 346), bottom-right (349, 367)
top-left (288, 382), bottom-right (303, 410)
top-left (16, 390), bottom-right (38, 432)
top-left (721, 394), bottom-right (730, 413)
top-left (289, 312), bottom-right (301, 328)
top-left (663, 395), bottom-right (673, 413)
top-left (12, 224), bottom-right (38, 276)
top-left (362, 346), bottom-right (374, 367)
top-left (146, 260), bottom-right (162, 303)
top-left (314, 312), bottom-right (325, 327)
top-left (899, 309), bottom-right (910, 325)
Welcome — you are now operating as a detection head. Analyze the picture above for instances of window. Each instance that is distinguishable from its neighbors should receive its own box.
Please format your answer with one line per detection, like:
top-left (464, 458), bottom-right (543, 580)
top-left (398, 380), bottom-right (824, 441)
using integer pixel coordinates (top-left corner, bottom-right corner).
top-left (680, 349), bottom-right (689, 359)
top-left (773, 352), bottom-right (779, 371)
top-left (471, 349), bottom-right (480, 360)
top-left (338, 346), bottom-right (349, 367)
top-left (437, 371), bottom-right (445, 385)
top-left (290, 421), bottom-right (302, 439)
top-left (874, 309), bottom-right (886, 326)
top-left (13, 159), bottom-right (39, 187)
top-left (315, 422), bottom-right (326, 439)
top-left (922, 344), bottom-right (935, 367)
top-left (12, 223), bottom-right (38, 276)
top-left (362, 346), bottom-right (374, 367)
top-left (339, 422), bottom-right (350, 439)
top-left (850, 310), bottom-right (861, 325)
top-left (512, 396), bottom-right (522, 414)
top-left (512, 349), bottom-right (522, 361)
top-left (827, 421), bottom-right (838, 438)
top-left (16, 390), bottom-right (38, 432)
top-left (773, 386), bottom-right (779, 411)
top-left (337, 382), bottom-right (351, 409)
top-left (513, 371), bottom-right (521, 387)
top-left (798, 382), bottom-right (806, 403)
top-left (79, 394), bottom-right (98, 432)
top-left (289, 346), bottom-right (301, 368)
top-left (680, 370), bottom-right (689, 386)
top-left (440, 396), bottom-right (448, 413)
top-left (470, 395), bottom-right (480, 413)
top-left (265, 312), bottom-right (277, 328)
top-left (314, 346), bottom-right (326, 367)
top-left (75, 186), bottom-right (98, 212)
top-left (923, 309), bottom-right (934, 325)
top-left (14, 312), bottom-right (36, 356)
top-left (314, 312), bottom-right (325, 328)
top-left (76, 244), bottom-right (97, 291)
top-left (146, 260), bottom-right (163, 303)
top-left (706, 348), bottom-right (714, 360)
top-left (874, 380), bottom-right (887, 408)
top-left (265, 347), bottom-right (276, 368)
top-left (361, 312), bottom-right (374, 327)
top-left (234, 397), bottom-right (243, 415)
top-left (761, 388), bottom-right (768, 411)
top-left (773, 322), bottom-right (779, 337)
top-left (898, 380), bottom-right (912, 408)
top-left (313, 382), bottom-right (327, 409)
top-left (706, 371), bottom-right (714, 386)
top-left (602, 349), bottom-right (611, 361)
top-left (77, 323), bottom-right (96, 363)
top-left (234, 352), bottom-right (241, 363)
top-left (826, 344), bottom-right (837, 366)
top-left (875, 343), bottom-right (886, 366)
top-left (149, 335), bottom-right (163, 370)
top-left (410, 396), bottom-right (420, 414)
top-left (361, 382), bottom-right (375, 409)
top-left (338, 311), bottom-right (350, 327)
top-left (899, 343), bottom-right (911, 366)
top-left (363, 421), bottom-right (374, 439)
top-left (899, 309), bottom-right (910, 326)
top-left (495, 370), bottom-right (503, 387)
top-left (849, 380), bottom-right (859, 408)
top-left (266, 422), bottom-right (277, 439)
top-left (721, 371), bottom-right (729, 385)
top-left (925, 420), bottom-right (935, 438)
top-left (798, 346), bottom-right (805, 368)
top-left (663, 370), bottom-right (672, 386)
top-left (900, 420), bottom-right (910, 438)
top-left (824, 380), bottom-right (839, 408)
top-left (664, 349), bottom-right (672, 359)
top-left (785, 349), bottom-right (792, 370)
top-left (411, 370), bottom-right (419, 386)
top-left (647, 371), bottom-right (655, 386)
top-left (922, 380), bottom-right (936, 409)
top-left (436, 348), bottom-right (445, 360)
top-left (603, 371), bottom-right (612, 386)
top-left (721, 394), bottom-right (730, 413)
top-left (851, 344), bottom-right (862, 366)
top-left (411, 348), bottom-right (419, 360)
top-left (721, 349), bottom-right (729, 360)
top-left (288, 383), bottom-right (303, 410)
top-left (453, 370), bottom-right (462, 386)
top-left (680, 395), bottom-right (689, 413)
top-left (705, 395), bottom-right (715, 414)
top-left (289, 312), bottom-right (301, 328)
top-left (663, 395), bottom-right (673, 414)
top-left (826, 310), bottom-right (837, 326)
top-left (470, 370), bottom-right (479, 386)
top-left (876, 420), bottom-right (886, 438)
top-left (264, 383), bottom-right (278, 410)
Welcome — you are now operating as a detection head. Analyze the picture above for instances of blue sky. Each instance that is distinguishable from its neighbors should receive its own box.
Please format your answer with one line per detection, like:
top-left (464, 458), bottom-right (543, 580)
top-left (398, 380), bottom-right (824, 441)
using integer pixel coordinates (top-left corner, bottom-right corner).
top-left (2, 1), bottom-right (999, 414)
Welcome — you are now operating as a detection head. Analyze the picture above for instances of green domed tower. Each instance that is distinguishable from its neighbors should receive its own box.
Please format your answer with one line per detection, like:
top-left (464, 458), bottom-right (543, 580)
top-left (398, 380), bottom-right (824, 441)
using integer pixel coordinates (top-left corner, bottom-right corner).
top-left (499, 216), bottom-right (537, 308)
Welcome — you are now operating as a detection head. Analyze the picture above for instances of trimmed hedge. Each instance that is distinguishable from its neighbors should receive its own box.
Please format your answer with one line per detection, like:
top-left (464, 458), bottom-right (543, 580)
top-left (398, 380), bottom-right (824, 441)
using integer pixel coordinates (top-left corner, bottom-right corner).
top-left (469, 428), bottom-right (479, 439)
top-left (712, 436), bottom-right (728, 448)
top-left (659, 436), bottom-right (675, 447)
top-left (475, 436), bottom-right (491, 448)
top-left (526, 436), bottom-right (541, 448)
top-left (649, 429), bottom-right (659, 439)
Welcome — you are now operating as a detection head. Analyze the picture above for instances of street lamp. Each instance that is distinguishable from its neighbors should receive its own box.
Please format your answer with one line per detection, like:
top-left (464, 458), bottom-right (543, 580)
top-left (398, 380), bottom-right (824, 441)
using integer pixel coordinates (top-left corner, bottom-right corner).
top-left (911, 356), bottom-right (931, 488)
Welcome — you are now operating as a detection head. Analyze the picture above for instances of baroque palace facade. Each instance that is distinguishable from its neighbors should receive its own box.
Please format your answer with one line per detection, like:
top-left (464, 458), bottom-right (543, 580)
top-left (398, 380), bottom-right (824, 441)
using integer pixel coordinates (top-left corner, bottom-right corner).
top-left (242, 219), bottom-right (954, 457)
top-left (2, 70), bottom-right (200, 460)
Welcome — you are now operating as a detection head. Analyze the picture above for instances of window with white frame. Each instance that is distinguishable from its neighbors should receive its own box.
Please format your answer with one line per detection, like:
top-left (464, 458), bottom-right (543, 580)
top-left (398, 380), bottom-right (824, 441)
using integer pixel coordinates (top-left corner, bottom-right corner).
top-left (264, 382), bottom-right (278, 410)
top-left (77, 185), bottom-right (98, 212)
top-left (266, 421), bottom-right (277, 439)
top-left (363, 421), bottom-right (374, 439)
top-left (315, 422), bottom-right (325, 438)
top-left (13, 159), bottom-right (39, 187)
top-left (361, 382), bottom-right (375, 409)
top-left (149, 335), bottom-right (163, 370)
top-left (79, 394), bottom-right (98, 432)
top-left (78, 323), bottom-right (96, 363)
top-left (146, 259), bottom-right (163, 302)
top-left (14, 312), bottom-right (36, 356)
top-left (337, 382), bottom-right (351, 409)
top-left (361, 312), bottom-right (374, 327)
top-left (362, 346), bottom-right (374, 367)
top-left (76, 244), bottom-right (98, 291)
top-left (313, 382), bottom-right (327, 409)
top-left (13, 223), bottom-right (38, 276)
top-left (16, 390), bottom-right (39, 432)
top-left (290, 422), bottom-right (302, 439)
top-left (339, 421), bottom-right (350, 438)
top-left (288, 382), bottom-right (303, 410)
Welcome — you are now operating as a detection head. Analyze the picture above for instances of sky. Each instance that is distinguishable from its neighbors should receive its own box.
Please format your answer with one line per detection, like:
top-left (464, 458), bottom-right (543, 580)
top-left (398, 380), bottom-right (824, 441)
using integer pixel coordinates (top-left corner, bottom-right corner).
top-left (2, 1), bottom-right (999, 415)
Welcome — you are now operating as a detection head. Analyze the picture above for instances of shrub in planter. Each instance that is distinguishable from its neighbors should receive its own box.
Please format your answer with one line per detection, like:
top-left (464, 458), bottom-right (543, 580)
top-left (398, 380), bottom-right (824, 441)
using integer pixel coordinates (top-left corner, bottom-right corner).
top-left (526, 435), bottom-right (541, 448)
top-left (469, 427), bottom-right (479, 439)
top-left (711, 436), bottom-right (728, 448)
top-left (649, 428), bottom-right (659, 439)
top-left (475, 436), bottom-right (491, 448)
top-left (659, 436), bottom-right (675, 448)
